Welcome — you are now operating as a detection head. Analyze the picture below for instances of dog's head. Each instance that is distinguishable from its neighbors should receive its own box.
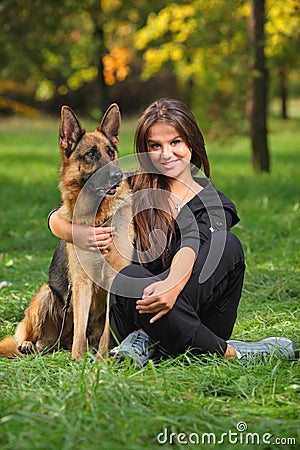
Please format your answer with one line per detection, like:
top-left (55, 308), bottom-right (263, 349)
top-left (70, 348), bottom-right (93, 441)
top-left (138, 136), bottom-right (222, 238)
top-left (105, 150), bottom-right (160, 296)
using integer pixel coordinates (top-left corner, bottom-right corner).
top-left (59, 104), bottom-right (123, 196)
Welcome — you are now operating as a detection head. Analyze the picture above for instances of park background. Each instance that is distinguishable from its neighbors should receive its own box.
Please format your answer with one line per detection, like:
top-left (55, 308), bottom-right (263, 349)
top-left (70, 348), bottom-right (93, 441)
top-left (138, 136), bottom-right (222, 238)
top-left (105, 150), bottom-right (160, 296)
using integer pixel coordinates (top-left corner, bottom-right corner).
top-left (0, 1), bottom-right (299, 449)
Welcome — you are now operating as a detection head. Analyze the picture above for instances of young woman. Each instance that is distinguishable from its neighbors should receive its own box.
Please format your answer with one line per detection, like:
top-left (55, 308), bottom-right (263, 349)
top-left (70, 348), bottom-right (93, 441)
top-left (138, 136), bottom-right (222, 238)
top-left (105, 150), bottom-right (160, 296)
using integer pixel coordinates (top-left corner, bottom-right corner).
top-left (49, 98), bottom-right (298, 368)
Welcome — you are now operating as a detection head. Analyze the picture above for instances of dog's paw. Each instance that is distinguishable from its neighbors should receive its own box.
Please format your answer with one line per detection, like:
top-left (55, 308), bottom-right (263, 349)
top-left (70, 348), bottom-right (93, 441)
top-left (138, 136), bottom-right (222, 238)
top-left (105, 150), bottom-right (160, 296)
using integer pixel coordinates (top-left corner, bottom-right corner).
top-left (71, 342), bottom-right (87, 361)
top-left (71, 352), bottom-right (84, 361)
top-left (97, 344), bottom-right (109, 359)
top-left (18, 341), bottom-right (36, 354)
top-left (36, 340), bottom-right (55, 353)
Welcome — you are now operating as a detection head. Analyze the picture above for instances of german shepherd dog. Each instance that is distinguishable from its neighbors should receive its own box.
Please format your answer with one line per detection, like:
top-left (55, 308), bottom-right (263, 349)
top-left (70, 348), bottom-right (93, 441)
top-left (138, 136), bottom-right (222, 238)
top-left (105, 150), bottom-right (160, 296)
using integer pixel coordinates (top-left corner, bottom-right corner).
top-left (0, 104), bottom-right (134, 360)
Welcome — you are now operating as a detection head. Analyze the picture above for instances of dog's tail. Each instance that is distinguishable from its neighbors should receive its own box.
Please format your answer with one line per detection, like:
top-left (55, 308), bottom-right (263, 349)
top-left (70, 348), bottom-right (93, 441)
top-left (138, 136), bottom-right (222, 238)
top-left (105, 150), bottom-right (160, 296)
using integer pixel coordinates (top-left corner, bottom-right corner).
top-left (0, 336), bottom-right (22, 358)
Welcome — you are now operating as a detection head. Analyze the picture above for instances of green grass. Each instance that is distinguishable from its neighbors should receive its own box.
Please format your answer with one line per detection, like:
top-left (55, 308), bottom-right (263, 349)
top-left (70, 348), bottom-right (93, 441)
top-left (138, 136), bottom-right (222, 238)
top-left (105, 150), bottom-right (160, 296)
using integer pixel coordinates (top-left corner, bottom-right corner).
top-left (0, 114), bottom-right (299, 449)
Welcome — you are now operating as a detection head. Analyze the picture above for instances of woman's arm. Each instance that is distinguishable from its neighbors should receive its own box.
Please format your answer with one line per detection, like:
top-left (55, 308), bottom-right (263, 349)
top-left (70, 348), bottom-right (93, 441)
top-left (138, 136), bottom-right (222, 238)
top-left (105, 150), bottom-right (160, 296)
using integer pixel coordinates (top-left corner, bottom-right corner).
top-left (49, 210), bottom-right (73, 242)
top-left (49, 209), bottom-right (114, 252)
top-left (136, 246), bottom-right (196, 323)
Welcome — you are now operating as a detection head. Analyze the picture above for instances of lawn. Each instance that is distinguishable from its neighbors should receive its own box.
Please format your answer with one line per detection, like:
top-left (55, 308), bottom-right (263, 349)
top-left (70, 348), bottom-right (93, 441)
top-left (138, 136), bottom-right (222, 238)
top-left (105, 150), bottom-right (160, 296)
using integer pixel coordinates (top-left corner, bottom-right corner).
top-left (0, 113), bottom-right (299, 450)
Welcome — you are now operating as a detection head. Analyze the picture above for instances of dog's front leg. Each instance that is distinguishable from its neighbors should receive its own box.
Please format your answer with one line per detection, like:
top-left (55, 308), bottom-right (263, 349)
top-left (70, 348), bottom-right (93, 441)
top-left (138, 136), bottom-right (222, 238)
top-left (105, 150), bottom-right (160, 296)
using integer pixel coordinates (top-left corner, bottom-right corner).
top-left (97, 292), bottom-right (111, 358)
top-left (72, 280), bottom-right (92, 361)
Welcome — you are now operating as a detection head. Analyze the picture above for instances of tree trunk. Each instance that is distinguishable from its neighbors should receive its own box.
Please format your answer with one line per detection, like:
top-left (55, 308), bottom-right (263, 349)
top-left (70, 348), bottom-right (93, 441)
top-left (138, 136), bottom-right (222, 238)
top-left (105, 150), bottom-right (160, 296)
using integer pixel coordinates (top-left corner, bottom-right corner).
top-left (248, 0), bottom-right (270, 172)
top-left (94, 19), bottom-right (110, 111)
top-left (279, 69), bottom-right (288, 120)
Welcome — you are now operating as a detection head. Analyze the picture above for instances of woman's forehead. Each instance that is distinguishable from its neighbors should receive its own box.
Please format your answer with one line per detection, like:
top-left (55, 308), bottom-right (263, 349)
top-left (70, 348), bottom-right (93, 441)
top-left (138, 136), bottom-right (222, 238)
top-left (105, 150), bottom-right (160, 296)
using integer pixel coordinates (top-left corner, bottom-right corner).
top-left (147, 122), bottom-right (180, 140)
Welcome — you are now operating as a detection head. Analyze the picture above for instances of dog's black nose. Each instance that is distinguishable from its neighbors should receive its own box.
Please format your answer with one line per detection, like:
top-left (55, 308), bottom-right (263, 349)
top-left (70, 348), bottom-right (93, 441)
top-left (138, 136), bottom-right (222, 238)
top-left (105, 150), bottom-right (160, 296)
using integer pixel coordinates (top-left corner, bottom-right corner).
top-left (111, 170), bottom-right (123, 186)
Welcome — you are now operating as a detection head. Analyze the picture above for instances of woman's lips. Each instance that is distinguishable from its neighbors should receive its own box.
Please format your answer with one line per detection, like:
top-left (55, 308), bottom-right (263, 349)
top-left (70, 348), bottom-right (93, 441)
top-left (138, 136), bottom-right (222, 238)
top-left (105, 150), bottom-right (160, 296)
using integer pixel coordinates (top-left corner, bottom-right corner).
top-left (160, 159), bottom-right (179, 169)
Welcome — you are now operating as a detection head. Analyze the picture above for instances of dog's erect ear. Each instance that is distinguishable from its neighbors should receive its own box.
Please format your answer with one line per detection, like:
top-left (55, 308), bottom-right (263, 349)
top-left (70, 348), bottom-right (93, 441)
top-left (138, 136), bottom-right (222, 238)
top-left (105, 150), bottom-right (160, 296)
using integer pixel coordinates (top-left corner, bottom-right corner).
top-left (59, 106), bottom-right (85, 157)
top-left (97, 104), bottom-right (121, 147)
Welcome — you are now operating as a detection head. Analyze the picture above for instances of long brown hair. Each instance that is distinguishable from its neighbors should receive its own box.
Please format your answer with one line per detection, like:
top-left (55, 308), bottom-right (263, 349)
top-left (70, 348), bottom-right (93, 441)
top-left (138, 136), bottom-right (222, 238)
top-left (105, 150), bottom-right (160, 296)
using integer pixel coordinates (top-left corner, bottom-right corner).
top-left (132, 98), bottom-right (210, 266)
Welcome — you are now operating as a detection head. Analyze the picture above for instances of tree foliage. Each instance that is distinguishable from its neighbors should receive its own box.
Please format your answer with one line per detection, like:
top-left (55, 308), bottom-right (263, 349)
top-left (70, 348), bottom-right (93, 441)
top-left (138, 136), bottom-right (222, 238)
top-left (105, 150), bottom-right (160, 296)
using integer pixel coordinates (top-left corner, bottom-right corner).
top-left (0, 0), bottom-right (299, 142)
top-left (0, 0), bottom-right (99, 108)
top-left (133, 0), bottom-right (299, 131)
top-left (134, 1), bottom-right (250, 131)
top-left (0, 0), bottom-right (169, 113)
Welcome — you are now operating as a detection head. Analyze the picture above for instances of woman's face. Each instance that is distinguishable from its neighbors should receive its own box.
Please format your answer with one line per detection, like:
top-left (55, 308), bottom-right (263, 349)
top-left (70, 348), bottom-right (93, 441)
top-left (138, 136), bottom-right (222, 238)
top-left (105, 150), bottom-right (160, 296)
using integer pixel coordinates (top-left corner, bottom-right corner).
top-left (146, 122), bottom-right (192, 180)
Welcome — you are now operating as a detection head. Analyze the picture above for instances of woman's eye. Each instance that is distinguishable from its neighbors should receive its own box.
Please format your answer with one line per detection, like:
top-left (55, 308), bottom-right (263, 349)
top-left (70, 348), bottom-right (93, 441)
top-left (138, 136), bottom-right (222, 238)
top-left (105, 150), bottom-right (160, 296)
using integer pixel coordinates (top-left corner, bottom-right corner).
top-left (171, 139), bottom-right (181, 146)
top-left (149, 143), bottom-right (161, 151)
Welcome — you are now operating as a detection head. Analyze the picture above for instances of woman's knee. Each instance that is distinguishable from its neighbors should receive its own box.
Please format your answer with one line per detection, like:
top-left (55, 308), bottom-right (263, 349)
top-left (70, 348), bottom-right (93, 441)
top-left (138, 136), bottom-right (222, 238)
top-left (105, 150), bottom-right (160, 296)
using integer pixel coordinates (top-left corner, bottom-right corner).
top-left (117, 264), bottom-right (149, 278)
top-left (192, 231), bottom-right (244, 285)
top-left (111, 264), bottom-right (158, 298)
top-left (224, 231), bottom-right (244, 259)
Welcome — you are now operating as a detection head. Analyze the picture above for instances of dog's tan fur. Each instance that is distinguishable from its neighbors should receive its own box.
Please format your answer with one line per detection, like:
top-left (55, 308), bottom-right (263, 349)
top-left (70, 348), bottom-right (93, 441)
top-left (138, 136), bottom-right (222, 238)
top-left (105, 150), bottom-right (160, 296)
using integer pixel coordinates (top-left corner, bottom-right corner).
top-left (0, 104), bottom-right (134, 360)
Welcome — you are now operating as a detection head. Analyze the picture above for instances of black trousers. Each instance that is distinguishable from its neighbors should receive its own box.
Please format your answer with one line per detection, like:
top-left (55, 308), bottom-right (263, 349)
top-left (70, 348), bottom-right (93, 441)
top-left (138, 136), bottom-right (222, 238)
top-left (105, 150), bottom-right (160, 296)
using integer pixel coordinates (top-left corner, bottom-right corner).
top-left (110, 231), bottom-right (245, 356)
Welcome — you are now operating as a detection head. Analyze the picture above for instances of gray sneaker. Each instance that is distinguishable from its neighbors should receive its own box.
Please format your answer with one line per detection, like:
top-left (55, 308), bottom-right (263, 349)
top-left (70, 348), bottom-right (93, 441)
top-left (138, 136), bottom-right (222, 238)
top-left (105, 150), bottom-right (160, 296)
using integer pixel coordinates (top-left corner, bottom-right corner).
top-left (109, 330), bottom-right (157, 369)
top-left (227, 337), bottom-right (299, 362)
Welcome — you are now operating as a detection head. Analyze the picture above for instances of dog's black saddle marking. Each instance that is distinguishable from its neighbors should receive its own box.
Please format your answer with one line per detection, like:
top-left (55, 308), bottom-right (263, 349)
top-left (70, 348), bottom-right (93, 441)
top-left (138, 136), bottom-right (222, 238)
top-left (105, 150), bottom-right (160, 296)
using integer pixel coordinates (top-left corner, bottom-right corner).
top-left (48, 240), bottom-right (71, 306)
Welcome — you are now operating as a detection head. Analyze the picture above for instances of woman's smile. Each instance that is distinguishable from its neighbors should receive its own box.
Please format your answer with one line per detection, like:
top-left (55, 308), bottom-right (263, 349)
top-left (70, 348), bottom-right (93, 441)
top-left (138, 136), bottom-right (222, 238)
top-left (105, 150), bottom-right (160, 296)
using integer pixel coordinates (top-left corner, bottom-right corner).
top-left (160, 158), bottom-right (180, 169)
top-left (147, 122), bottom-right (192, 179)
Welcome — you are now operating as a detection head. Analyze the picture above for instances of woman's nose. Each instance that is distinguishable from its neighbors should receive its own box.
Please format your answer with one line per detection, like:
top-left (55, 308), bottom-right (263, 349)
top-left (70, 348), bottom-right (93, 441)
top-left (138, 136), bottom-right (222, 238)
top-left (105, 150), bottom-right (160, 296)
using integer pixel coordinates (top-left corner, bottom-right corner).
top-left (161, 145), bottom-right (173, 157)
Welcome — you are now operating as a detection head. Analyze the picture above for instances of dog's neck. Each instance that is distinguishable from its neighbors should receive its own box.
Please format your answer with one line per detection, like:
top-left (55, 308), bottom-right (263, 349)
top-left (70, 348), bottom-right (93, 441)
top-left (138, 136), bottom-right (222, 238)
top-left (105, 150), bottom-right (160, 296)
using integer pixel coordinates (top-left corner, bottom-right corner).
top-left (59, 180), bottom-right (131, 226)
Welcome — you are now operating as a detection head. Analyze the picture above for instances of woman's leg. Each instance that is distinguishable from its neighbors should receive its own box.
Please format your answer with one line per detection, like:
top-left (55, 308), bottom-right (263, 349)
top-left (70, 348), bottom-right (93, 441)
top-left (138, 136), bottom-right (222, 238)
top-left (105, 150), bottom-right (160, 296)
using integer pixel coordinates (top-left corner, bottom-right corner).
top-left (139, 232), bottom-right (244, 356)
top-left (182, 232), bottom-right (245, 347)
top-left (110, 232), bottom-right (245, 356)
top-left (109, 264), bottom-right (160, 344)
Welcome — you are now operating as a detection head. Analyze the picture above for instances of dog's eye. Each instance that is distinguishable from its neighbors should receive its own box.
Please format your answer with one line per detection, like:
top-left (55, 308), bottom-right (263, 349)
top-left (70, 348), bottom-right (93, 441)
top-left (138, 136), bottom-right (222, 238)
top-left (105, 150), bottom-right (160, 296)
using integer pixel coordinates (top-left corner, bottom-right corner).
top-left (107, 147), bottom-right (115, 160)
top-left (85, 147), bottom-right (97, 159)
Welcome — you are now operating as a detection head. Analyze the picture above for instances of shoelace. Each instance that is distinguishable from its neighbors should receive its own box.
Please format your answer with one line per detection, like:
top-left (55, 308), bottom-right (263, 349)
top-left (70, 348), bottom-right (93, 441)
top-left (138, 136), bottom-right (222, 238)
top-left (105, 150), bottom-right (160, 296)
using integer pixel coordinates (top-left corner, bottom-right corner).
top-left (241, 350), bottom-right (270, 360)
top-left (131, 333), bottom-right (149, 356)
top-left (242, 343), bottom-right (290, 359)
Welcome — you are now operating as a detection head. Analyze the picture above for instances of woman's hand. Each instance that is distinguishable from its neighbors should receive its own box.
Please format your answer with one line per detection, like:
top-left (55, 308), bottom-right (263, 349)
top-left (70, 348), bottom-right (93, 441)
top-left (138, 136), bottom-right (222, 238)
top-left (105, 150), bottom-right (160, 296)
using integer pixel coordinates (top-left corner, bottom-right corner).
top-left (72, 224), bottom-right (114, 253)
top-left (136, 247), bottom-right (196, 324)
top-left (49, 209), bottom-right (114, 253)
top-left (136, 279), bottom-right (182, 324)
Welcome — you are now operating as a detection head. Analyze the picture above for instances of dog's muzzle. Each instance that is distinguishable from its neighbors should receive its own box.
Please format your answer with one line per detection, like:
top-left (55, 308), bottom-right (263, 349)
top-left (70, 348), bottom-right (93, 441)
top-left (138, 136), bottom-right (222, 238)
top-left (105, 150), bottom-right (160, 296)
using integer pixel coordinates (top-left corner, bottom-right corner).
top-left (87, 165), bottom-right (123, 195)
